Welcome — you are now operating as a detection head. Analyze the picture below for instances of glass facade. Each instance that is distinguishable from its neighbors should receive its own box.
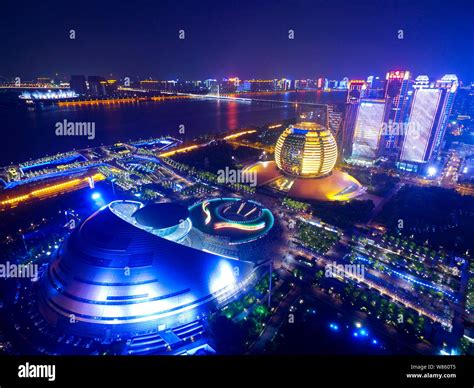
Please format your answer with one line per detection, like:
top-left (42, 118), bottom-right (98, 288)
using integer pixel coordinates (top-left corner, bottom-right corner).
top-left (400, 88), bottom-right (442, 163)
top-left (351, 100), bottom-right (385, 160)
top-left (275, 122), bottom-right (338, 178)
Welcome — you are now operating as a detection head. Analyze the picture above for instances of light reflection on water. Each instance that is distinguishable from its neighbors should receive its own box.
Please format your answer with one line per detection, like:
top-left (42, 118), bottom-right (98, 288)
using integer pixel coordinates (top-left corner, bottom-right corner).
top-left (0, 91), bottom-right (345, 166)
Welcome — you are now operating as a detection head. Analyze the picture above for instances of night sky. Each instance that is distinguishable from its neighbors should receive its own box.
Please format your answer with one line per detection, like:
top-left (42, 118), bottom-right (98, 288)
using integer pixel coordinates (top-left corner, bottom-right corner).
top-left (1, 0), bottom-right (474, 81)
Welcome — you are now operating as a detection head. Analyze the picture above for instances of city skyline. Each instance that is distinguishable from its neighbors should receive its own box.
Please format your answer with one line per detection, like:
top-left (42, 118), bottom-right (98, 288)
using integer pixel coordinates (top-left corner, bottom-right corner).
top-left (2, 71), bottom-right (473, 83)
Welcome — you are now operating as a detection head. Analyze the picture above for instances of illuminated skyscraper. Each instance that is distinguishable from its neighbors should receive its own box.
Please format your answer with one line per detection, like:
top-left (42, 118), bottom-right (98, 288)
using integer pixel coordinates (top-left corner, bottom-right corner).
top-left (384, 70), bottom-right (412, 121)
top-left (341, 104), bottom-right (358, 159)
top-left (432, 74), bottom-right (459, 156)
top-left (380, 70), bottom-right (412, 154)
top-left (399, 75), bottom-right (458, 171)
top-left (350, 99), bottom-right (386, 161)
top-left (400, 88), bottom-right (443, 165)
top-left (413, 75), bottom-right (430, 89)
top-left (342, 80), bottom-right (368, 159)
top-left (452, 83), bottom-right (474, 118)
top-left (327, 104), bottom-right (344, 136)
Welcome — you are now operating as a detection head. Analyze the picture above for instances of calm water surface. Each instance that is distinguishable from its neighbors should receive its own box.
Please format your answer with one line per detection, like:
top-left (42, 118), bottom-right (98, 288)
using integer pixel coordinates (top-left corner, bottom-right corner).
top-left (0, 91), bottom-right (346, 165)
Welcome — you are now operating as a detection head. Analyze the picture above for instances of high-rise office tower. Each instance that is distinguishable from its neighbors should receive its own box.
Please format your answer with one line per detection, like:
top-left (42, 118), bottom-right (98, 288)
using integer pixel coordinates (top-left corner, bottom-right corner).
top-left (341, 103), bottom-right (358, 159)
top-left (452, 85), bottom-right (470, 117)
top-left (341, 80), bottom-right (370, 159)
top-left (379, 70), bottom-right (412, 156)
top-left (398, 74), bottom-right (458, 171)
top-left (349, 99), bottom-right (386, 161)
top-left (384, 70), bottom-right (412, 121)
top-left (327, 104), bottom-right (344, 135)
top-left (342, 81), bottom-right (364, 158)
top-left (452, 83), bottom-right (474, 119)
top-left (432, 74), bottom-right (459, 156)
top-left (399, 88), bottom-right (444, 166)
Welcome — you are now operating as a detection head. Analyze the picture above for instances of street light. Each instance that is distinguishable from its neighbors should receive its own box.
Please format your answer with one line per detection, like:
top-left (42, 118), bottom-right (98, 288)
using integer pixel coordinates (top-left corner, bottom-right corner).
top-left (91, 192), bottom-right (101, 200)
top-left (427, 166), bottom-right (437, 177)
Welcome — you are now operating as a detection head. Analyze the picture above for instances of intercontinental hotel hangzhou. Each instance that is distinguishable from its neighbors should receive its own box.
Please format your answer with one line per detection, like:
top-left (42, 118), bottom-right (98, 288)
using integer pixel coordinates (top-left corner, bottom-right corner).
top-left (244, 121), bottom-right (364, 201)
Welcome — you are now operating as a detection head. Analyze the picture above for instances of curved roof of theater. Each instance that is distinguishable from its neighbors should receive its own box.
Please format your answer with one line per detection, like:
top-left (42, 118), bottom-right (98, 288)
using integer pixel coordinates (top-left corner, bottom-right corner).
top-left (39, 201), bottom-right (254, 326)
top-left (133, 202), bottom-right (189, 229)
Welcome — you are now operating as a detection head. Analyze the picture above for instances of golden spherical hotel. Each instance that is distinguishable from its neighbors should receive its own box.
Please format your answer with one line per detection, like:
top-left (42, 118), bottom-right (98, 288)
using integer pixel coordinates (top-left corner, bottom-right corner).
top-left (275, 122), bottom-right (338, 178)
top-left (244, 121), bottom-right (364, 201)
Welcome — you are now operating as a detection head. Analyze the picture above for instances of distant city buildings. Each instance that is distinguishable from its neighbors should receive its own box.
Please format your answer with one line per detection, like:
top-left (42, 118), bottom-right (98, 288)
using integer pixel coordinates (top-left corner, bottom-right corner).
top-left (275, 78), bottom-right (291, 91)
top-left (219, 77), bottom-right (240, 93)
top-left (140, 79), bottom-right (177, 92)
top-left (69, 75), bottom-right (118, 96)
top-left (87, 76), bottom-right (107, 96)
top-left (70, 75), bottom-right (88, 95)
top-left (104, 75), bottom-right (356, 95)
top-left (204, 78), bottom-right (218, 93)
top-left (346, 80), bottom-right (368, 104)
top-left (365, 75), bottom-right (384, 99)
top-left (36, 76), bottom-right (53, 85)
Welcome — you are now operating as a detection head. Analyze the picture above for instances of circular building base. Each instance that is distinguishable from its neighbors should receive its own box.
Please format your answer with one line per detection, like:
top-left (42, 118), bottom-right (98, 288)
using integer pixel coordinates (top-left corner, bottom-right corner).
top-left (244, 161), bottom-right (364, 201)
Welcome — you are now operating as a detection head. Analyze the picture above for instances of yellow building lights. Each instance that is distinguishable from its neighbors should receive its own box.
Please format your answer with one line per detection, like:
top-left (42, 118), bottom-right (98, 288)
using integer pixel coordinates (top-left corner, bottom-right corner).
top-left (275, 122), bottom-right (338, 178)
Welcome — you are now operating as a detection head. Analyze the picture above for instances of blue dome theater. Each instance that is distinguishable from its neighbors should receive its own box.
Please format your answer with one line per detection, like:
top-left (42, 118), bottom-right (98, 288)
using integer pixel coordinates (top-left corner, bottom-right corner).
top-left (38, 200), bottom-right (256, 340)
